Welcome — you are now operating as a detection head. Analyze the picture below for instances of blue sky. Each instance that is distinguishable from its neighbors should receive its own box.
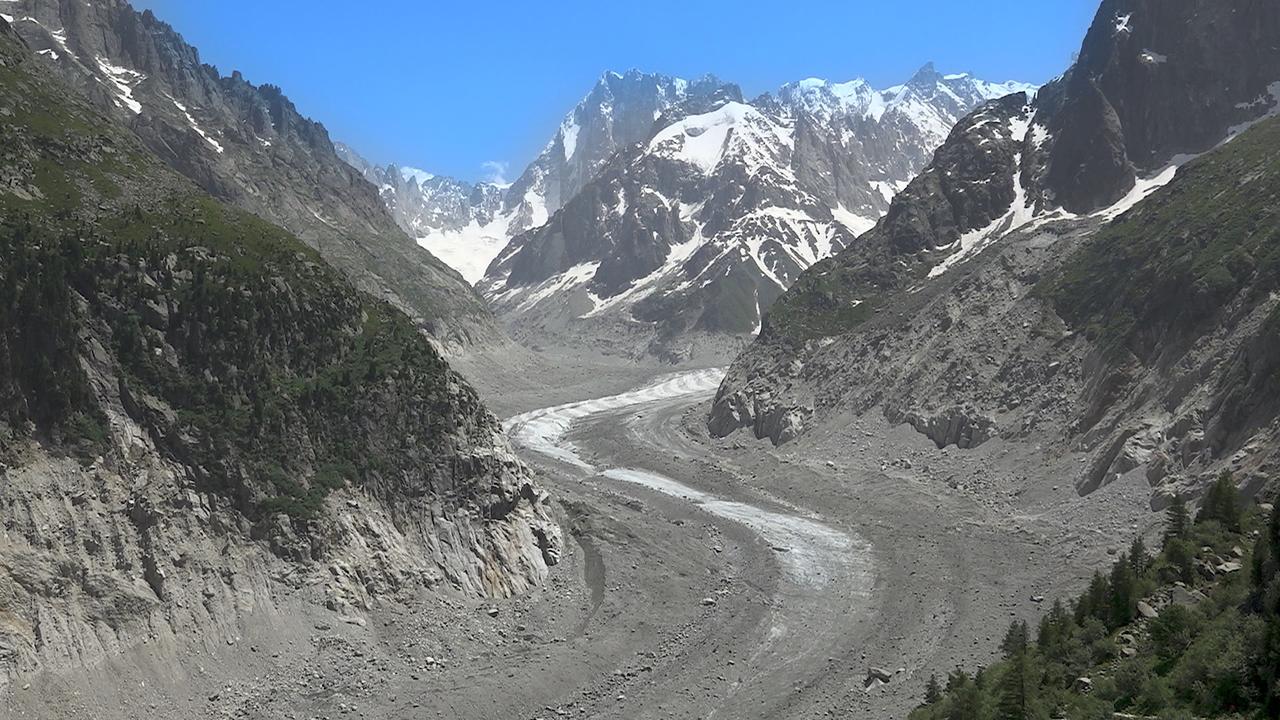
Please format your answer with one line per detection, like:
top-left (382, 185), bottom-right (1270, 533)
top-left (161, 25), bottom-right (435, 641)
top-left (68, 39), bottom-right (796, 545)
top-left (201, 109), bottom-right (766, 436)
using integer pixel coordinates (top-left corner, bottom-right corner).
top-left (133, 0), bottom-right (1098, 184)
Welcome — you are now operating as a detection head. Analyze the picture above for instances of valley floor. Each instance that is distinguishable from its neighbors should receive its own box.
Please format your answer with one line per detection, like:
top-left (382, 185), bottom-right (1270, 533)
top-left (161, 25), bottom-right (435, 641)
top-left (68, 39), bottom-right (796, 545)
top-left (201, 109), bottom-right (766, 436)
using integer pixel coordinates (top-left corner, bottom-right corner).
top-left (3, 351), bottom-right (1162, 720)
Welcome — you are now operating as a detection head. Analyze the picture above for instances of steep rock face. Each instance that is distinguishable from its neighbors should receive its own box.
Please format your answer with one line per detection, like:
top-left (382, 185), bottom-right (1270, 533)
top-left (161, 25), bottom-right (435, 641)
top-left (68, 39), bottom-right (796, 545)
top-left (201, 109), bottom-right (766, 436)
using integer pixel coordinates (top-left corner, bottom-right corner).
top-left (1, 0), bottom-right (500, 351)
top-left (503, 70), bottom-right (733, 231)
top-left (711, 0), bottom-right (1280, 509)
top-left (335, 145), bottom-right (505, 240)
top-left (481, 66), bottom-right (1032, 360)
top-left (335, 70), bottom-right (730, 288)
top-left (0, 21), bottom-right (559, 688)
top-left (1043, 0), bottom-right (1280, 212)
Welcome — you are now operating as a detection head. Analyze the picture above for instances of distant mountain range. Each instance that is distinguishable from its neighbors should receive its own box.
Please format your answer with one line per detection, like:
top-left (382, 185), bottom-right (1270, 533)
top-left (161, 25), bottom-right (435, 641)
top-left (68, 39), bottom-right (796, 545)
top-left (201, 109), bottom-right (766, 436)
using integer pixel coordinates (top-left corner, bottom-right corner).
top-left (341, 65), bottom-right (1033, 358)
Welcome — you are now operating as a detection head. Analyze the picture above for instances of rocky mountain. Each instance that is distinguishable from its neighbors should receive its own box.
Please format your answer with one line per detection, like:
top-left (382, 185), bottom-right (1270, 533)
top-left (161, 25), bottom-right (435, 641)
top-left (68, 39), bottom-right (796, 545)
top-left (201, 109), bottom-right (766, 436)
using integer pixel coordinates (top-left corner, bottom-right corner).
top-left (711, 0), bottom-right (1280, 509)
top-left (0, 15), bottom-right (558, 689)
top-left (479, 65), bottom-right (1034, 360)
top-left (0, 0), bottom-right (499, 352)
top-left (335, 142), bottom-right (507, 283)
top-left (337, 71), bottom-right (732, 286)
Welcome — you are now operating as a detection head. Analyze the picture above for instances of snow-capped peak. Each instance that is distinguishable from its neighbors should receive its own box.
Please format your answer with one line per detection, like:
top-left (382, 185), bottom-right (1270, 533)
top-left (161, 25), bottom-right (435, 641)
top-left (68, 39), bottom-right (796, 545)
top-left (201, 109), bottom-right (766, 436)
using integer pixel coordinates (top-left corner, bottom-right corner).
top-left (647, 101), bottom-right (791, 175)
top-left (400, 167), bottom-right (435, 185)
top-left (778, 66), bottom-right (1035, 126)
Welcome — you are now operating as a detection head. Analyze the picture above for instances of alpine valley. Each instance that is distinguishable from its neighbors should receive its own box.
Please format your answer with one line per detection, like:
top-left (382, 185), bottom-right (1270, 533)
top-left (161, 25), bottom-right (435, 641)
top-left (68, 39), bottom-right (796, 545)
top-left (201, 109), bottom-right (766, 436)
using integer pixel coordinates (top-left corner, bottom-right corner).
top-left (4, 1), bottom-right (1280, 720)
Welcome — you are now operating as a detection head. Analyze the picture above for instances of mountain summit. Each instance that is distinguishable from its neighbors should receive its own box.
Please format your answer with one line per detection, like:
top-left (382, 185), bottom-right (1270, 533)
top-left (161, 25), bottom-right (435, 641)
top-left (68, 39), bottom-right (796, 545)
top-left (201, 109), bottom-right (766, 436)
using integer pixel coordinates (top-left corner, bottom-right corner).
top-left (472, 66), bottom-right (1034, 359)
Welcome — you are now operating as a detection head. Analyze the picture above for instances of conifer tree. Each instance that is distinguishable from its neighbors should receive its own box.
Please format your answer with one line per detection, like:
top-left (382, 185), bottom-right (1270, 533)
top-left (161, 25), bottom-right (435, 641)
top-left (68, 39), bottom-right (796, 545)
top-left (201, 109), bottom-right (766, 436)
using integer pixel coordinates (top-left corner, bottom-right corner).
top-left (1198, 471), bottom-right (1241, 531)
top-left (1109, 553), bottom-right (1137, 628)
top-left (1164, 495), bottom-right (1190, 547)
top-left (1000, 619), bottom-right (1028, 659)
top-left (1129, 536), bottom-right (1149, 576)
top-left (925, 673), bottom-right (942, 705)
top-left (996, 647), bottom-right (1029, 720)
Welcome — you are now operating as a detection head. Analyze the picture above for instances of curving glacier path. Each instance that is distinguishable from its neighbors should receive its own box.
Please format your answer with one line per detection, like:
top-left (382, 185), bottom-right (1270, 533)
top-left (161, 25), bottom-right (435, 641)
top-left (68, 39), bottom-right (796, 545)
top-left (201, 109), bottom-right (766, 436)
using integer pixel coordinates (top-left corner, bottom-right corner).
top-left (505, 368), bottom-right (871, 591)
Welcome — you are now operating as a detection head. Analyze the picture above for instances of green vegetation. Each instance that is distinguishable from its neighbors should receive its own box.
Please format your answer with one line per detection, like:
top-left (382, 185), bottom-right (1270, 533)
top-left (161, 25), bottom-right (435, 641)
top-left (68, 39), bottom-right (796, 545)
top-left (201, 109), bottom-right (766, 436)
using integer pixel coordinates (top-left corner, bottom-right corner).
top-left (1042, 116), bottom-right (1280, 360)
top-left (0, 39), bottom-right (484, 524)
top-left (762, 258), bottom-right (881, 341)
top-left (910, 482), bottom-right (1280, 720)
top-left (0, 223), bottom-right (107, 455)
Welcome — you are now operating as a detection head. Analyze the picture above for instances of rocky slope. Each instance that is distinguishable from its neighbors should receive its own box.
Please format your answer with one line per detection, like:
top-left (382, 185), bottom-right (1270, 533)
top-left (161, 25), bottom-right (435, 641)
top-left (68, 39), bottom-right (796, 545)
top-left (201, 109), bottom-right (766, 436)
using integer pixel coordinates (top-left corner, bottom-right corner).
top-left (0, 0), bottom-right (500, 352)
top-left (478, 65), bottom-right (1033, 360)
top-left (0, 17), bottom-right (559, 691)
top-left (711, 0), bottom-right (1280, 509)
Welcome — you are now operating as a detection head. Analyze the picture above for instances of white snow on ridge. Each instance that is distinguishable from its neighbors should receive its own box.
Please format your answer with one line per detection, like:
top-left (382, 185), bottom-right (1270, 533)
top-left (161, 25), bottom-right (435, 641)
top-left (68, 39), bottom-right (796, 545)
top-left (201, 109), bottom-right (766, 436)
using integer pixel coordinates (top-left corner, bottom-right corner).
top-left (647, 102), bottom-right (793, 176)
top-left (0, 13), bottom-right (13, 23)
top-left (170, 97), bottom-right (223, 153)
top-left (95, 56), bottom-right (144, 114)
top-left (928, 114), bottom-right (1037, 279)
top-left (782, 74), bottom-right (1037, 128)
top-left (400, 167), bottom-right (435, 185)
top-left (561, 118), bottom-right (580, 161)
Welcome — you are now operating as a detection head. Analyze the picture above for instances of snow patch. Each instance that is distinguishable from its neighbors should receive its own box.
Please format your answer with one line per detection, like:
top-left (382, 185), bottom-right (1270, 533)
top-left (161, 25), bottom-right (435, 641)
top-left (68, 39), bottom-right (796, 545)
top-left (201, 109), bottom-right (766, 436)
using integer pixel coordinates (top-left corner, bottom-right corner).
top-left (582, 231), bottom-right (706, 318)
top-left (561, 118), bottom-right (580, 161)
top-left (95, 57), bottom-right (144, 114)
top-left (416, 218), bottom-right (514, 285)
top-left (831, 205), bottom-right (877, 236)
top-left (512, 262), bottom-right (601, 313)
top-left (1097, 82), bottom-right (1280, 222)
top-left (400, 167), bottom-right (435, 185)
top-left (1095, 161), bottom-right (1184, 221)
top-left (1140, 50), bottom-right (1168, 65)
top-left (170, 97), bottom-right (223, 153)
top-left (1115, 13), bottom-right (1133, 34)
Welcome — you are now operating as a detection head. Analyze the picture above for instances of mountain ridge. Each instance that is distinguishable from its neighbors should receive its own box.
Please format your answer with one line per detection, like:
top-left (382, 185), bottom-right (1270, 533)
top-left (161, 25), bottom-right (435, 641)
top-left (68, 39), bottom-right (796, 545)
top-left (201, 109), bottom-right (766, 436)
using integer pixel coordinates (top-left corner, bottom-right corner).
top-left (0, 14), bottom-right (559, 690)
top-left (0, 0), bottom-right (502, 352)
top-left (710, 0), bottom-right (1280, 512)
top-left (471, 64), bottom-right (1034, 359)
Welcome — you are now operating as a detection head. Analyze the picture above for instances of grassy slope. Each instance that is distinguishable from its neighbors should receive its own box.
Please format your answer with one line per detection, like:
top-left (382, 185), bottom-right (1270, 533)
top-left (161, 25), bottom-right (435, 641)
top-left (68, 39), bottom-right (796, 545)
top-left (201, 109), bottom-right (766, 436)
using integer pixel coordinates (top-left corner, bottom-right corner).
top-left (1043, 117), bottom-right (1280, 360)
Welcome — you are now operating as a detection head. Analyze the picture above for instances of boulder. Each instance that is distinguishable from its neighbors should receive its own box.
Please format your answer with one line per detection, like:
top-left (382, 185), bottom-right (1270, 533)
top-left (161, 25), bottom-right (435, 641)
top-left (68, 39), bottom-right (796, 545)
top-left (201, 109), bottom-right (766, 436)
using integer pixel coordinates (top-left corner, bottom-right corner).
top-left (1170, 587), bottom-right (1208, 606)
top-left (1136, 601), bottom-right (1158, 619)
top-left (866, 667), bottom-right (893, 684)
